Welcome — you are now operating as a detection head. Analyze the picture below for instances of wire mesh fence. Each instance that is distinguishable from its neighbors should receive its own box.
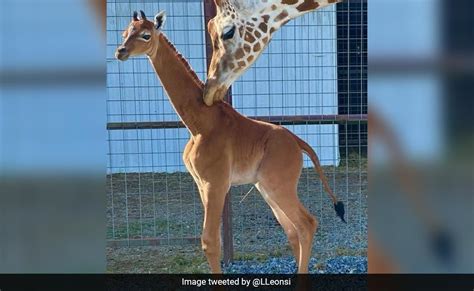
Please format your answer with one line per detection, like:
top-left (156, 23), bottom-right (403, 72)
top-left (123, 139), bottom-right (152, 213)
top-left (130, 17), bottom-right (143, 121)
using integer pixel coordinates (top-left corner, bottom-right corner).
top-left (106, 0), bottom-right (367, 259)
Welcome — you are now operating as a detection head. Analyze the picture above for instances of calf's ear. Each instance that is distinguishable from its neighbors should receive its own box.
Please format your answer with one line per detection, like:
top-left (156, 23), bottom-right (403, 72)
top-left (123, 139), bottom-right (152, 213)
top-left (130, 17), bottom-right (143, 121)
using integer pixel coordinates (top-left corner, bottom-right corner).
top-left (154, 11), bottom-right (167, 30)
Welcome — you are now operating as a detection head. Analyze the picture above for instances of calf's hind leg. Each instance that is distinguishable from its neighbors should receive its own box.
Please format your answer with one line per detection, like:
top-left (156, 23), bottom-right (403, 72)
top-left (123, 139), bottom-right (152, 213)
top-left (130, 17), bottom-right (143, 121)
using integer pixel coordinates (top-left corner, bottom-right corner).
top-left (255, 183), bottom-right (301, 265)
top-left (256, 129), bottom-right (318, 273)
top-left (257, 182), bottom-right (317, 273)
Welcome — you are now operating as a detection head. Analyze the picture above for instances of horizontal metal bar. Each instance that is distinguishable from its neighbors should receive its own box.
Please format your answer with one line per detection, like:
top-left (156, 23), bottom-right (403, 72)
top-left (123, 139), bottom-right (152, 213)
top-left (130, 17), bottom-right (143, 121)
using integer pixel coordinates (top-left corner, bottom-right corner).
top-left (107, 114), bottom-right (367, 130)
top-left (107, 237), bottom-right (200, 248)
top-left (370, 54), bottom-right (474, 74)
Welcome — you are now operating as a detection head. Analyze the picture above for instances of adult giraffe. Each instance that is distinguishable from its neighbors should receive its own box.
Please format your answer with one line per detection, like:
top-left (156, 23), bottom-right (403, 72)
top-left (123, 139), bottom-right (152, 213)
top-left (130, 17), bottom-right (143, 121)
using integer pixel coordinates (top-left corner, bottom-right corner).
top-left (115, 10), bottom-right (345, 273)
top-left (203, 0), bottom-right (342, 105)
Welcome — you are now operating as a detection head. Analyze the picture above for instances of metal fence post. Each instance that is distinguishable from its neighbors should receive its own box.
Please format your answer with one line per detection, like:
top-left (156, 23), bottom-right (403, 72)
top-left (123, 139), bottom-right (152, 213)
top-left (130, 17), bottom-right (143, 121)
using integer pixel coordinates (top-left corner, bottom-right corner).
top-left (203, 0), bottom-right (234, 264)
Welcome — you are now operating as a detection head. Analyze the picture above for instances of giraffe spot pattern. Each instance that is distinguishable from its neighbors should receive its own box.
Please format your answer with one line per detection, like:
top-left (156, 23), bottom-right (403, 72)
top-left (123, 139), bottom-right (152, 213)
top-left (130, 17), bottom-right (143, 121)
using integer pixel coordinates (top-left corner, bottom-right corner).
top-left (239, 26), bottom-right (245, 37)
top-left (275, 10), bottom-right (289, 22)
top-left (296, 0), bottom-right (320, 12)
top-left (235, 48), bottom-right (245, 59)
top-left (212, 0), bottom-right (341, 80)
top-left (245, 32), bottom-right (256, 43)
top-left (281, 0), bottom-right (298, 4)
top-left (244, 44), bottom-right (251, 53)
top-left (253, 42), bottom-right (261, 52)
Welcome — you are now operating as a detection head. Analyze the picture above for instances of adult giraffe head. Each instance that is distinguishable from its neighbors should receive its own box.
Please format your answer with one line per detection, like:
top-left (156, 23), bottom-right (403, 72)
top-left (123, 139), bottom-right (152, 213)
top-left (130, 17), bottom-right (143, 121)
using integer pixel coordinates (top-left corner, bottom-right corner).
top-left (203, 0), bottom-right (342, 105)
top-left (115, 10), bottom-right (167, 61)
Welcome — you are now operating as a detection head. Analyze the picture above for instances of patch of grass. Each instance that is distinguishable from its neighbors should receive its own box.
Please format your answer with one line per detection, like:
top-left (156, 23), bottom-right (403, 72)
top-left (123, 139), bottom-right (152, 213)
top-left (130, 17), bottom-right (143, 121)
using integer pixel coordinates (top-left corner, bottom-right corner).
top-left (106, 245), bottom-right (209, 273)
top-left (166, 253), bottom-right (208, 274)
top-left (337, 152), bottom-right (368, 170)
top-left (234, 252), bottom-right (270, 263)
top-left (334, 247), bottom-right (364, 257)
top-left (233, 248), bottom-right (289, 263)
top-left (107, 218), bottom-right (194, 240)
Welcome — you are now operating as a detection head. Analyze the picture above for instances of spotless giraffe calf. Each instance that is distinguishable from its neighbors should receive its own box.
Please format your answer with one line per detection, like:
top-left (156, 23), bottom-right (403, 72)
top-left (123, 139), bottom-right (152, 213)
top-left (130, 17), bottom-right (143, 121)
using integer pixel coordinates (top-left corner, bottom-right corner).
top-left (115, 10), bottom-right (345, 273)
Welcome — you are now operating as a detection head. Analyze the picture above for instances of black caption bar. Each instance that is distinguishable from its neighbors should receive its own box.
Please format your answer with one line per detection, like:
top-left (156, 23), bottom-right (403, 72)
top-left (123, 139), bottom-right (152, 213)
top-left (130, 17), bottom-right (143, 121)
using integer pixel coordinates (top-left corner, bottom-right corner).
top-left (0, 274), bottom-right (473, 291)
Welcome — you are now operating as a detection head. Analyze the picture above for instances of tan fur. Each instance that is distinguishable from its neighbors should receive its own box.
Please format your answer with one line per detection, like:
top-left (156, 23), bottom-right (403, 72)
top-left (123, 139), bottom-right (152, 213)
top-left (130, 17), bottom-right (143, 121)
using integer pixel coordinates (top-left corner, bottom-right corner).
top-left (115, 12), bottom-right (340, 274)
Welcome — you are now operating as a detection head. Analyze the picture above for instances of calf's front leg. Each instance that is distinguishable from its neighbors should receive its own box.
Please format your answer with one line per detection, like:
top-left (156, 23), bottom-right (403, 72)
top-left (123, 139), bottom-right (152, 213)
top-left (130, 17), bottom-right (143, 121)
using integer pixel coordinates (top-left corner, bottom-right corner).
top-left (200, 182), bottom-right (229, 273)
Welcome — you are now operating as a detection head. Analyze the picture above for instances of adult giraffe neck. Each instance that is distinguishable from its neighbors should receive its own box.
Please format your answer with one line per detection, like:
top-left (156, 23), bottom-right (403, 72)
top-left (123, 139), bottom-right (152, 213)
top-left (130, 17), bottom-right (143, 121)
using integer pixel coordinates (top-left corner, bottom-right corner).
top-left (147, 33), bottom-right (207, 136)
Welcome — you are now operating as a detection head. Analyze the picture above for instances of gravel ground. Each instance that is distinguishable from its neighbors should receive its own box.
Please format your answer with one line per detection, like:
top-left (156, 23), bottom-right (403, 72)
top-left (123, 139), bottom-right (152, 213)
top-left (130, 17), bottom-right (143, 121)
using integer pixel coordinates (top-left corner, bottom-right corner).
top-left (223, 256), bottom-right (367, 274)
top-left (106, 244), bottom-right (367, 274)
top-left (106, 156), bottom-right (367, 273)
